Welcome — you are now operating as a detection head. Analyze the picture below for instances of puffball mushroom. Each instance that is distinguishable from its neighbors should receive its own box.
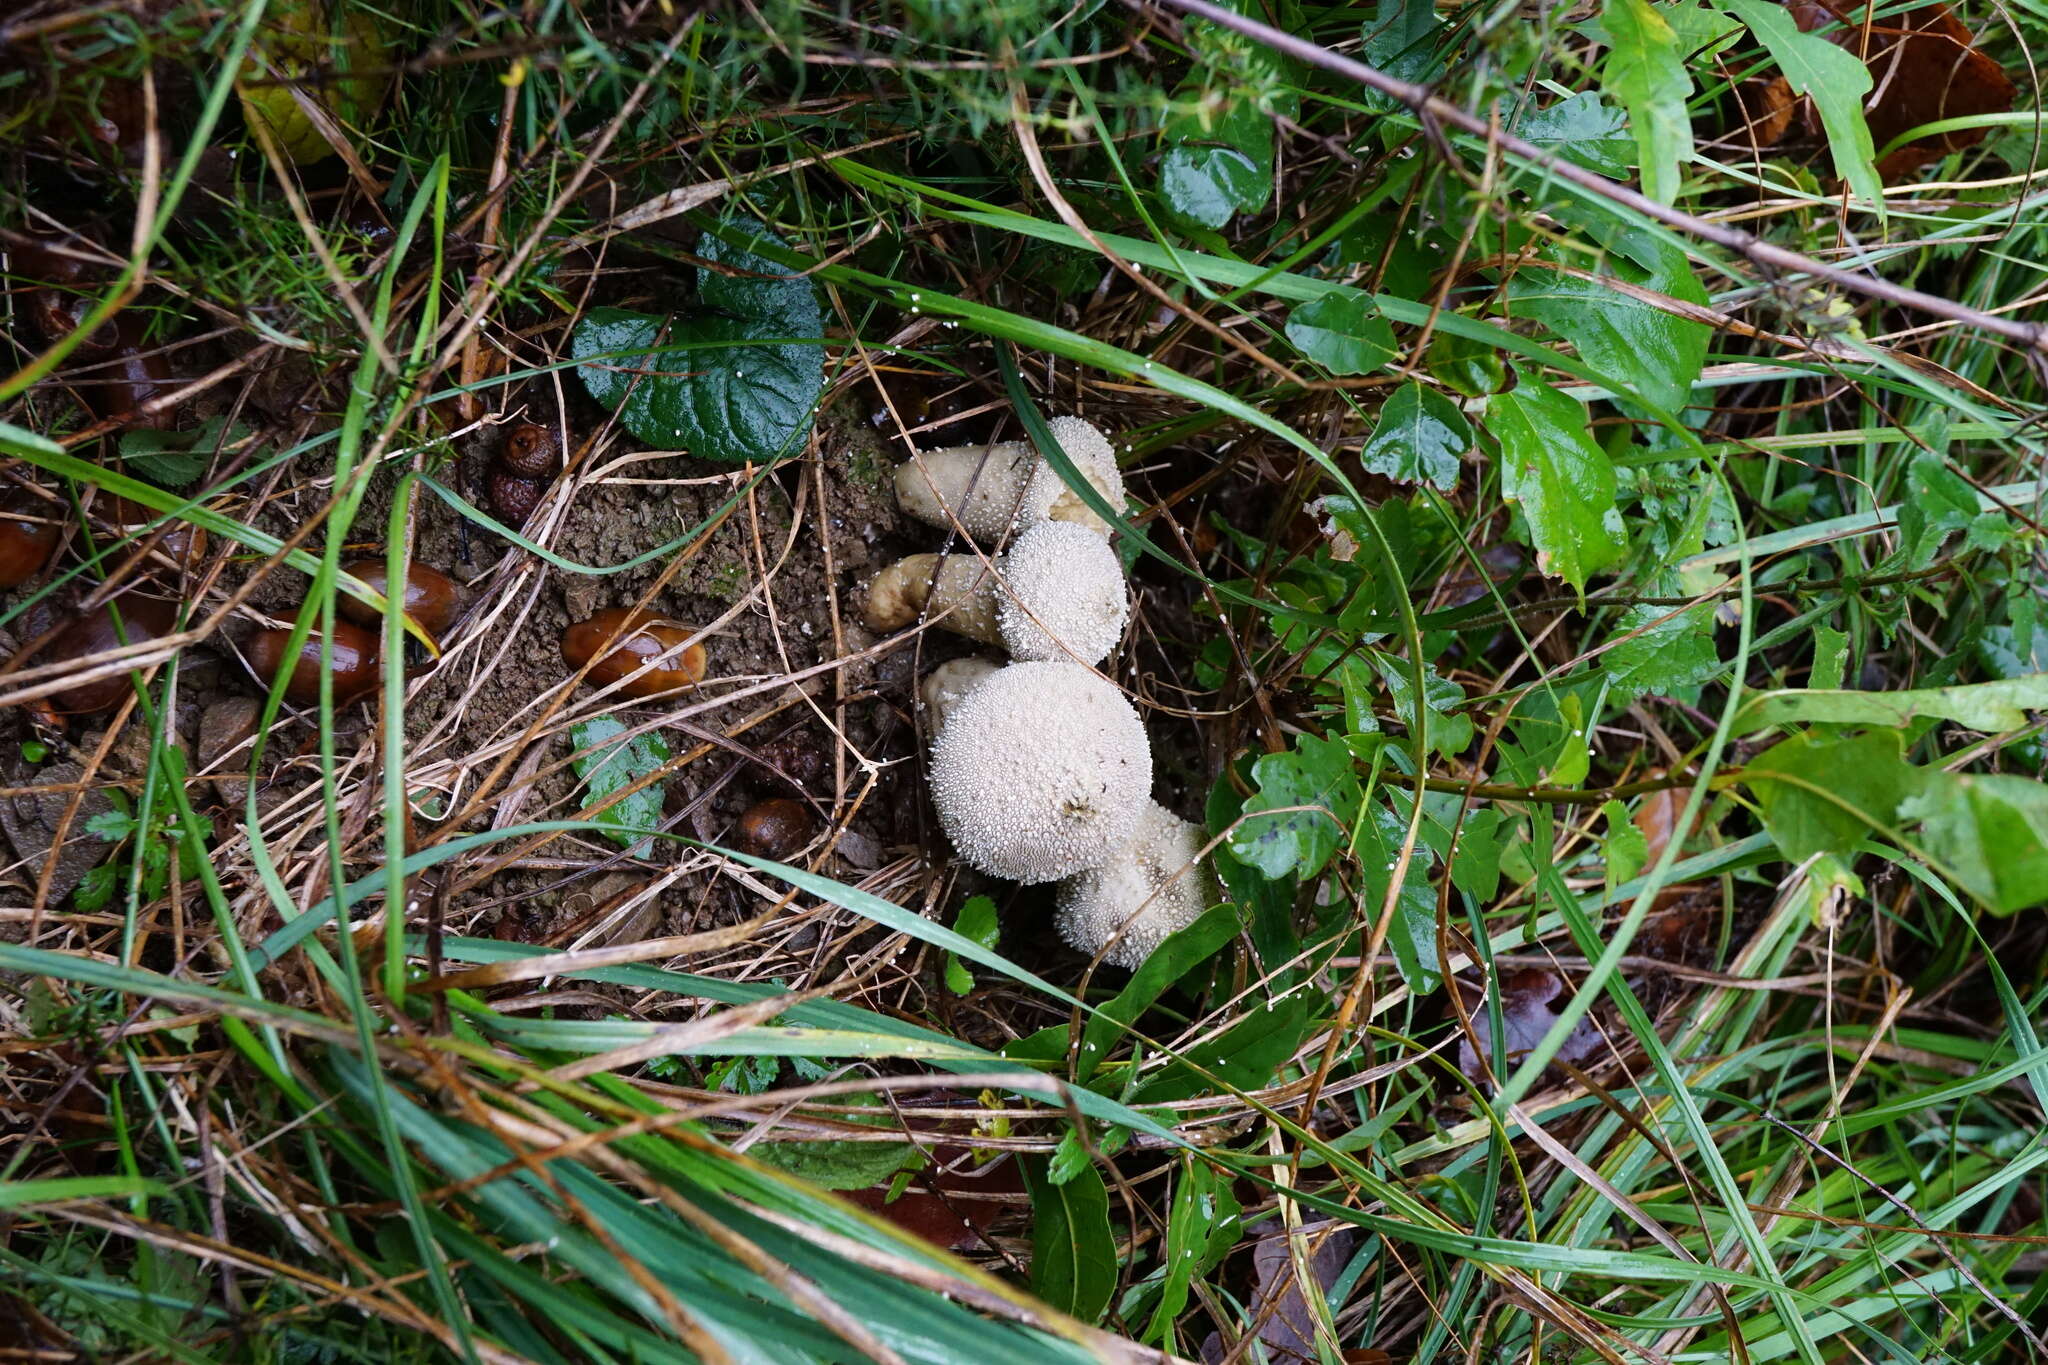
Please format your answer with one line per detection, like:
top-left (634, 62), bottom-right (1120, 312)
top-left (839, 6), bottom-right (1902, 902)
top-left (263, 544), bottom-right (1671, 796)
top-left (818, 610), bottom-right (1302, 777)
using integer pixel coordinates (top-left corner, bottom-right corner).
top-left (893, 416), bottom-right (1124, 542)
top-left (864, 521), bottom-right (1128, 666)
top-left (919, 656), bottom-right (1001, 742)
top-left (1056, 801), bottom-right (1215, 970)
top-left (928, 661), bottom-right (1151, 883)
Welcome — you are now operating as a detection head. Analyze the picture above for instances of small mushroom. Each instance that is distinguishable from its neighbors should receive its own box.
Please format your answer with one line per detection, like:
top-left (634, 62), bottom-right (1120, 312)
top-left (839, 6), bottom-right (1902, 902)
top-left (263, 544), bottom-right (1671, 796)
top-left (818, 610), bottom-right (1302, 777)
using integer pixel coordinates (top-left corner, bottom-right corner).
top-left (918, 657), bottom-right (1001, 742)
top-left (864, 521), bottom-right (1127, 665)
top-left (892, 416), bottom-right (1123, 541)
top-left (928, 661), bottom-right (1151, 883)
top-left (1055, 801), bottom-right (1215, 970)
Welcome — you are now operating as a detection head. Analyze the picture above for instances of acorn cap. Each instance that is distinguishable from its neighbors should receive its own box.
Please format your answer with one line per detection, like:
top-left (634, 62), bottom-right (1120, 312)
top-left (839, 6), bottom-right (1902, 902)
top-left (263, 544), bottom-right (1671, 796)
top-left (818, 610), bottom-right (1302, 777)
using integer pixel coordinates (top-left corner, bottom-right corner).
top-left (928, 661), bottom-right (1151, 883)
top-left (1055, 801), bottom-right (1214, 969)
top-left (995, 520), bottom-right (1128, 665)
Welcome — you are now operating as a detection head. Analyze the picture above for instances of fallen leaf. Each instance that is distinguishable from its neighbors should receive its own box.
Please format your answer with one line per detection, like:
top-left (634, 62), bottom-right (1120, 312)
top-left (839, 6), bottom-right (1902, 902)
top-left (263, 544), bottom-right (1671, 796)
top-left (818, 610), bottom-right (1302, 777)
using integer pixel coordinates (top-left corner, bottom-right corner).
top-left (1201, 1219), bottom-right (1358, 1364)
top-left (1790, 0), bottom-right (2015, 180)
top-left (1452, 967), bottom-right (1604, 1084)
top-left (1732, 75), bottom-right (1796, 147)
top-left (843, 1141), bottom-right (1026, 1251)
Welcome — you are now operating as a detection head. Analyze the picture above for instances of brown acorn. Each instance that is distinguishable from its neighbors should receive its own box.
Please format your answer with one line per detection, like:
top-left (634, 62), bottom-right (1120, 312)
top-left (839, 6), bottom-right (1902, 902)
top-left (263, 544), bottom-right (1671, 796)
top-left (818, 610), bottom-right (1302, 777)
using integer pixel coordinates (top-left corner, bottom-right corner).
top-left (245, 621), bottom-right (381, 705)
top-left (735, 797), bottom-right (814, 860)
top-left (87, 491), bottom-right (206, 567)
top-left (487, 469), bottom-right (543, 527)
top-left (560, 608), bottom-right (707, 698)
top-left (499, 422), bottom-right (560, 479)
top-left (337, 559), bottom-right (464, 642)
top-left (0, 495), bottom-right (64, 589)
top-left (82, 314), bottom-right (176, 421)
top-left (39, 594), bottom-right (181, 715)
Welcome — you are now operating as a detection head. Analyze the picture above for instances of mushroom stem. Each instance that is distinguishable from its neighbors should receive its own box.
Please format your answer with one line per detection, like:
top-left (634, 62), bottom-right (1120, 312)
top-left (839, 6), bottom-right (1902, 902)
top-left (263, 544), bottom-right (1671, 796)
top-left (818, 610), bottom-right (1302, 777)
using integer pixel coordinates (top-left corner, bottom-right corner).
top-left (861, 553), bottom-right (1000, 642)
top-left (892, 418), bottom-right (1124, 542)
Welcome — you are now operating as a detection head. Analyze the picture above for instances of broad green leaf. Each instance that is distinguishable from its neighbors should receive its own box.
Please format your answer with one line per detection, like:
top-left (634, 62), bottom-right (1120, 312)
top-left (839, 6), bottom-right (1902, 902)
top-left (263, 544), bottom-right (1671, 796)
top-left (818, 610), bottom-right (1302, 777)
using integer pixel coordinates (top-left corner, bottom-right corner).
top-left (1230, 735), bottom-right (1363, 879)
top-left (1513, 90), bottom-right (1634, 177)
top-left (1358, 382), bottom-right (1471, 490)
top-left (943, 895), bottom-right (1000, 995)
top-left (1507, 247), bottom-right (1709, 415)
top-left (1744, 730), bottom-right (1923, 862)
top-left (1159, 134), bottom-right (1268, 229)
top-left (1902, 773), bottom-right (2048, 914)
top-left (1362, 0), bottom-right (1444, 86)
top-left (1601, 0), bottom-right (1691, 204)
top-left (567, 718), bottom-right (670, 855)
top-left (1144, 1160), bottom-right (1243, 1343)
top-left (1487, 374), bottom-right (1626, 592)
top-left (748, 1094), bottom-right (916, 1191)
top-left (1605, 602), bottom-right (1719, 700)
top-left (1078, 904), bottom-right (1239, 1083)
top-left (1896, 451), bottom-right (1981, 568)
top-left (1023, 1156), bottom-right (1116, 1323)
top-left (574, 218), bottom-right (823, 463)
top-left (1736, 673), bottom-right (2048, 735)
top-left (1719, 0), bottom-right (1881, 212)
top-left (1372, 650), bottom-right (1473, 756)
top-left (1285, 290), bottom-right (1398, 375)
top-left (1356, 800), bottom-right (1444, 993)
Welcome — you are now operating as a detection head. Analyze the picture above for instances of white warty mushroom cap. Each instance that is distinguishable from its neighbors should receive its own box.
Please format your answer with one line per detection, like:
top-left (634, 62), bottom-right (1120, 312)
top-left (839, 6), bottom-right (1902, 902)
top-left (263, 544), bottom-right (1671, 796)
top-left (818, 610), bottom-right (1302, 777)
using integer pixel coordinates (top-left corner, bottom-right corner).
top-left (1026, 416), bottom-right (1125, 537)
top-left (928, 661), bottom-right (1151, 883)
top-left (996, 521), bottom-right (1129, 666)
top-left (1056, 801), bottom-right (1213, 969)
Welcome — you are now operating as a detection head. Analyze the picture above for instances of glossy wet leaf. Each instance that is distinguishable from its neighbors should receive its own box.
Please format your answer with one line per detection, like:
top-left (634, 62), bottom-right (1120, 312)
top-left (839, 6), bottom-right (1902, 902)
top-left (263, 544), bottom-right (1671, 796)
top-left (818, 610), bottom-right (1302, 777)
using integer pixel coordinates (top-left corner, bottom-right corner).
top-left (1230, 734), bottom-right (1363, 880)
top-left (1487, 374), bottom-right (1626, 592)
top-left (1023, 1156), bottom-right (1116, 1323)
top-left (1507, 246), bottom-right (1709, 414)
top-left (1514, 91), bottom-right (1635, 176)
top-left (1359, 382), bottom-right (1471, 490)
top-left (943, 896), bottom-right (999, 995)
top-left (1285, 290), bottom-right (1398, 375)
top-left (1144, 1160), bottom-right (1242, 1343)
top-left (1720, 0), bottom-right (1882, 209)
top-left (568, 718), bottom-right (669, 856)
top-left (1605, 602), bottom-right (1719, 700)
top-left (1601, 0), bottom-right (1691, 203)
top-left (574, 219), bottom-right (823, 463)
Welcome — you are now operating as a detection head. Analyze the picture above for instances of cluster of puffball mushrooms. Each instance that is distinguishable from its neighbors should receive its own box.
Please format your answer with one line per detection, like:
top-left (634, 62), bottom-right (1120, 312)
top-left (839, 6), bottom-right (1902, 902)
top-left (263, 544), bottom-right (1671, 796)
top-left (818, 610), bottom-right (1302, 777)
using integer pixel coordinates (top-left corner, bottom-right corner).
top-left (862, 417), bottom-right (1214, 970)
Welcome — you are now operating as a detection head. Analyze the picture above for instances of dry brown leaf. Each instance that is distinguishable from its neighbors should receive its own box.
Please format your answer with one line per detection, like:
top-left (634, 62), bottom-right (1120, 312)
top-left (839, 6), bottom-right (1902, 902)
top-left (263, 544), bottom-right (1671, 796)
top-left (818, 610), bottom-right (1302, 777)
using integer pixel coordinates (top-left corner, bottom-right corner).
top-left (1789, 0), bottom-right (2016, 180)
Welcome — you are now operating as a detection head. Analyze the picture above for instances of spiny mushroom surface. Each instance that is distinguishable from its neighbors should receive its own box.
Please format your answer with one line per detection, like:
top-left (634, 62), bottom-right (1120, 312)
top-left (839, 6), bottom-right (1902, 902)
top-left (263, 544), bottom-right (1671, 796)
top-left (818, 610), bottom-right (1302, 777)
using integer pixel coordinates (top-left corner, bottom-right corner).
top-left (928, 661), bottom-right (1150, 883)
top-left (864, 521), bottom-right (1127, 665)
top-left (892, 417), bottom-right (1123, 542)
top-left (1056, 800), bottom-right (1214, 969)
top-left (994, 520), bottom-right (1126, 663)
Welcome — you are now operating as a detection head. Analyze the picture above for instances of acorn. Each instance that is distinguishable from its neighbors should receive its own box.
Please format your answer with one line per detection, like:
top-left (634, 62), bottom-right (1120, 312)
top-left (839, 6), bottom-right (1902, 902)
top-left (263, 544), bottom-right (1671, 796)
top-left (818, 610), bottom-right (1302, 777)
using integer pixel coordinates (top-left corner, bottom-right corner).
top-left (486, 469), bottom-right (543, 527)
top-left (0, 495), bottom-right (64, 589)
top-left (735, 797), bottom-right (814, 860)
top-left (39, 594), bottom-right (181, 715)
top-left (245, 621), bottom-right (381, 705)
top-left (499, 422), bottom-right (560, 479)
top-left (82, 313), bottom-right (176, 421)
top-left (337, 559), bottom-right (464, 642)
top-left (560, 608), bottom-right (707, 698)
top-left (87, 491), bottom-right (206, 567)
